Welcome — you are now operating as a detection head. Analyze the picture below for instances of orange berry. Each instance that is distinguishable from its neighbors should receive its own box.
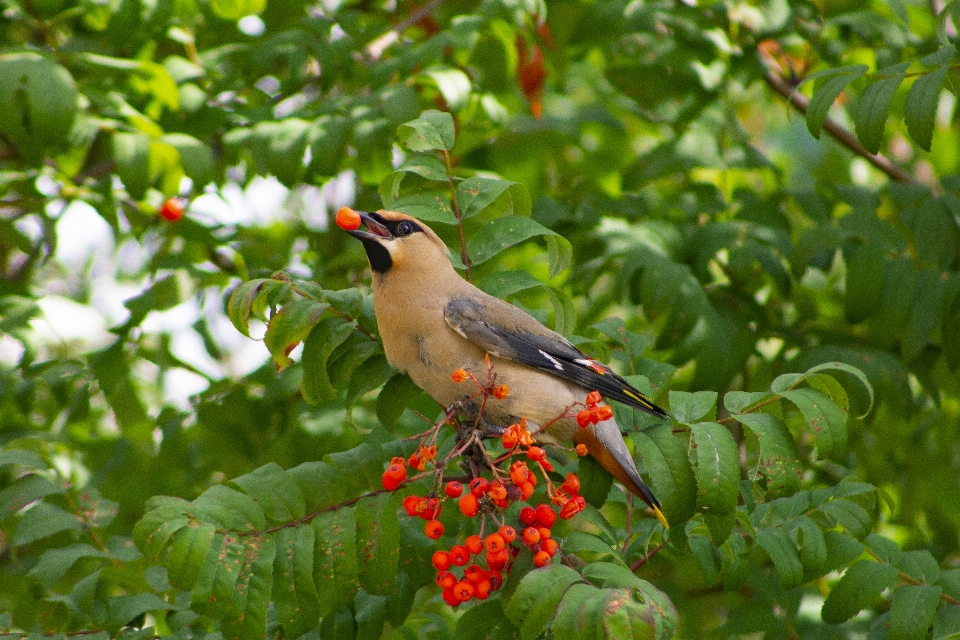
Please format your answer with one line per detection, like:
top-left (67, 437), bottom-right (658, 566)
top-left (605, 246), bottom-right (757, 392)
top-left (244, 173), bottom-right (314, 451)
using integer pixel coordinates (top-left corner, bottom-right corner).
top-left (474, 579), bottom-right (492, 600)
top-left (402, 496), bottom-right (423, 516)
top-left (449, 545), bottom-right (470, 566)
top-left (486, 549), bottom-right (509, 571)
top-left (501, 429), bottom-right (519, 448)
top-left (541, 460), bottom-right (555, 472)
top-left (464, 564), bottom-right (485, 583)
top-left (464, 534), bottom-right (484, 555)
top-left (488, 482), bottom-right (507, 501)
top-left (526, 446), bottom-right (546, 462)
top-left (520, 481), bottom-right (535, 500)
top-left (420, 498), bottom-right (441, 520)
top-left (533, 550), bottom-right (551, 567)
top-left (436, 571), bottom-right (457, 589)
top-left (484, 533), bottom-right (506, 553)
top-left (454, 580), bottom-right (474, 602)
top-left (585, 391), bottom-right (602, 407)
top-left (421, 445), bottom-right (437, 461)
top-left (444, 481), bottom-right (463, 498)
top-left (493, 384), bottom-right (509, 399)
top-left (576, 409), bottom-right (592, 427)
top-left (385, 463), bottom-right (406, 481)
top-left (499, 525), bottom-right (517, 543)
top-left (458, 493), bottom-right (479, 517)
top-left (519, 506), bottom-right (537, 525)
top-left (381, 473), bottom-right (400, 491)
top-left (432, 550), bottom-right (451, 570)
top-left (451, 368), bottom-right (467, 383)
top-left (541, 538), bottom-right (559, 557)
top-left (408, 452), bottom-right (422, 469)
top-left (596, 404), bottom-right (613, 421)
top-left (424, 519), bottom-right (444, 539)
top-left (159, 198), bottom-right (185, 221)
top-left (488, 570), bottom-right (504, 590)
top-left (537, 526), bottom-right (552, 540)
top-left (335, 206), bottom-right (361, 231)
top-left (560, 495), bottom-right (586, 520)
top-left (522, 526), bottom-right (541, 545)
top-left (575, 443), bottom-right (588, 456)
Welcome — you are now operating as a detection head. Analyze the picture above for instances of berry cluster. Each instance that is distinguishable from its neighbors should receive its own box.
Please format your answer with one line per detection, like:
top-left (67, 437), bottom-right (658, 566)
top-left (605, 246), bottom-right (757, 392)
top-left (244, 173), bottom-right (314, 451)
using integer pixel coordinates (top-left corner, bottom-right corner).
top-left (377, 363), bottom-right (606, 607)
top-left (576, 390), bottom-right (614, 427)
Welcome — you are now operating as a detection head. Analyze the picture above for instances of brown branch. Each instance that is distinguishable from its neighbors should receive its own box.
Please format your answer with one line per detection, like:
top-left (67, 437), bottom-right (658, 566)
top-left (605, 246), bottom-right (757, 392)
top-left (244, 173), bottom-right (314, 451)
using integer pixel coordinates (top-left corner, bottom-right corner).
top-left (762, 69), bottom-right (917, 184)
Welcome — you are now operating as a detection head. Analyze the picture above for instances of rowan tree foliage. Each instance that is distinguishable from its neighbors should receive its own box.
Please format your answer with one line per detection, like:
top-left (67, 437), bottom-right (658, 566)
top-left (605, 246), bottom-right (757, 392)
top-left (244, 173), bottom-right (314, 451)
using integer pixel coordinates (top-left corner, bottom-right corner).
top-left (2, 0), bottom-right (960, 638)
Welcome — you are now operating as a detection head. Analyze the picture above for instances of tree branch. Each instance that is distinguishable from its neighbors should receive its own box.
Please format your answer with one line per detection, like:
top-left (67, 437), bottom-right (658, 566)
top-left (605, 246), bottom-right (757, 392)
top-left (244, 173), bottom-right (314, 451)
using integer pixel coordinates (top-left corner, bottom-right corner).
top-left (762, 68), bottom-right (917, 184)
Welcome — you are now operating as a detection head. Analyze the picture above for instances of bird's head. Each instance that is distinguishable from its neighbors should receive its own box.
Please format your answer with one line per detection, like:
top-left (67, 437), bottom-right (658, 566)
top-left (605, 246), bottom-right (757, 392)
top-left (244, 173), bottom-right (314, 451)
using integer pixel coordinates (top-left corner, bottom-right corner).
top-left (338, 208), bottom-right (452, 275)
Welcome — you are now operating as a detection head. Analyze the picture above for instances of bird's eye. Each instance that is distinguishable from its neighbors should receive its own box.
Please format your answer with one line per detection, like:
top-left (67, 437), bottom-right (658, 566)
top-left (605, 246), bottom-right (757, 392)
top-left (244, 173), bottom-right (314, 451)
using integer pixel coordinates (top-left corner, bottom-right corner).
top-left (395, 221), bottom-right (414, 236)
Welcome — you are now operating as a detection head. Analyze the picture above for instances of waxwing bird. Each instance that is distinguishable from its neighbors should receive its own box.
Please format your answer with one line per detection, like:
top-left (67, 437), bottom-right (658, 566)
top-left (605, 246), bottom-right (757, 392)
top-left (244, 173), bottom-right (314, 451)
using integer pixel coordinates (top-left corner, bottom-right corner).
top-left (340, 208), bottom-right (670, 527)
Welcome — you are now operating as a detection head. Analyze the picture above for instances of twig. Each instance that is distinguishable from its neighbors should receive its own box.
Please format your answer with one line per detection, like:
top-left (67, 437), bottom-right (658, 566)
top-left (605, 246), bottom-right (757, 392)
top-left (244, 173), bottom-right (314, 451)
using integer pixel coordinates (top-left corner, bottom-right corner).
top-left (365, 0), bottom-right (446, 60)
top-left (762, 68), bottom-right (917, 184)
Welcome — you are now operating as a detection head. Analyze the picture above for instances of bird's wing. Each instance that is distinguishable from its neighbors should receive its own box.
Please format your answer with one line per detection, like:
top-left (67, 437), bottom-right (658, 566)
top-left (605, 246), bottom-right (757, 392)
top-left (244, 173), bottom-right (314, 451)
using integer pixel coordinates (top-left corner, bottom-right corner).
top-left (444, 297), bottom-right (668, 419)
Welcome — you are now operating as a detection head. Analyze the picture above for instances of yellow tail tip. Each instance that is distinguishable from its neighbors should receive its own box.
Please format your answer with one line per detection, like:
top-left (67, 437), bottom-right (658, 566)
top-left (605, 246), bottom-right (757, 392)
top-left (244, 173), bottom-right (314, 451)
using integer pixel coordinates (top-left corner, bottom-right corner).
top-left (652, 505), bottom-right (669, 529)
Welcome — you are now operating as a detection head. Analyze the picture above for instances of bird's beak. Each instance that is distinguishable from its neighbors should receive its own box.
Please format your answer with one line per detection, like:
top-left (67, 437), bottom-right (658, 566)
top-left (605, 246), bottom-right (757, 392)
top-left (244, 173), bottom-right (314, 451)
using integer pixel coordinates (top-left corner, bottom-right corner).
top-left (347, 211), bottom-right (393, 242)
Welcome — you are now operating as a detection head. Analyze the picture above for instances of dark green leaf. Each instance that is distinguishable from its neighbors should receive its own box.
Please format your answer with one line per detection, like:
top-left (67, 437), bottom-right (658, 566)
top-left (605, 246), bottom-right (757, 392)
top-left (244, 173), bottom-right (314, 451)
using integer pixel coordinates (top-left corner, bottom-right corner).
top-left (738, 412), bottom-right (802, 496)
top-left (779, 387), bottom-right (848, 457)
top-left (821, 560), bottom-right (899, 624)
top-left (503, 564), bottom-right (581, 640)
top-left (14, 501), bottom-right (82, 546)
top-left (167, 522), bottom-right (217, 590)
top-left (890, 585), bottom-right (942, 640)
top-left (229, 463), bottom-right (306, 525)
top-left (398, 109), bottom-right (455, 152)
top-left (313, 508), bottom-right (359, 615)
top-left (552, 583), bottom-right (604, 640)
top-left (347, 354), bottom-right (394, 404)
top-left (227, 279), bottom-right (277, 338)
top-left (905, 65), bottom-right (949, 151)
top-left (272, 525), bottom-right (321, 638)
top-left (355, 492), bottom-right (400, 596)
top-left (263, 299), bottom-right (328, 371)
top-left (756, 527), bottom-right (803, 589)
top-left (376, 373), bottom-right (423, 429)
top-left (467, 216), bottom-right (560, 265)
top-left (668, 390), bottom-right (717, 423)
top-left (854, 63), bottom-right (909, 154)
top-left (803, 66), bottom-right (868, 139)
top-left (302, 316), bottom-right (357, 403)
top-left (634, 424), bottom-right (697, 525)
top-left (845, 243), bottom-right (885, 323)
top-left (0, 473), bottom-right (65, 521)
top-left (221, 535), bottom-right (275, 640)
top-left (691, 422), bottom-right (739, 516)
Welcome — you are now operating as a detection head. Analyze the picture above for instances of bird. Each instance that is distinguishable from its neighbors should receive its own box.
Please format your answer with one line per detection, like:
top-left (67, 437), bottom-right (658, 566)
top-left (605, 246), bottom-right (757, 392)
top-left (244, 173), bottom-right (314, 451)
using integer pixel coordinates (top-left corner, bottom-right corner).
top-left (339, 207), bottom-right (670, 528)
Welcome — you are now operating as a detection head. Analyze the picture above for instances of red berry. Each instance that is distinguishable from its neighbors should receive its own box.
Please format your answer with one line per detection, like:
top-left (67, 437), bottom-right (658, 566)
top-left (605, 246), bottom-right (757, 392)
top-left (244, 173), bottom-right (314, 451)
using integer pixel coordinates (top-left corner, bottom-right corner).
top-left (484, 533), bottom-right (506, 553)
top-left (444, 481), bottom-right (463, 498)
top-left (335, 206), bottom-right (361, 231)
top-left (522, 526), bottom-right (541, 545)
top-left (533, 550), bottom-right (551, 567)
top-left (488, 571), bottom-right (504, 590)
top-left (475, 579), bottom-right (492, 600)
top-left (541, 538), bottom-right (559, 557)
top-left (596, 404), bottom-right (613, 421)
top-left (442, 586), bottom-right (460, 606)
top-left (536, 504), bottom-right (557, 528)
top-left (159, 198), bottom-right (185, 221)
top-left (420, 497), bottom-right (441, 520)
top-left (436, 571), bottom-right (457, 589)
top-left (537, 526), bottom-right (552, 540)
top-left (464, 535), bottom-right (484, 555)
top-left (424, 519), bottom-right (444, 539)
top-left (585, 391), bottom-right (602, 407)
top-left (381, 473), bottom-right (400, 491)
top-left (432, 550), bottom-right (451, 570)
top-left (526, 446), bottom-right (546, 462)
top-left (520, 481), bottom-right (535, 500)
top-left (469, 477), bottom-right (489, 497)
top-left (519, 506), bottom-right (537, 525)
top-left (458, 493), bottom-right (479, 517)
top-left (384, 463), bottom-right (406, 481)
top-left (562, 473), bottom-right (581, 496)
top-left (486, 550), bottom-right (508, 571)
top-left (403, 495), bottom-right (423, 516)
top-left (449, 545), bottom-right (470, 566)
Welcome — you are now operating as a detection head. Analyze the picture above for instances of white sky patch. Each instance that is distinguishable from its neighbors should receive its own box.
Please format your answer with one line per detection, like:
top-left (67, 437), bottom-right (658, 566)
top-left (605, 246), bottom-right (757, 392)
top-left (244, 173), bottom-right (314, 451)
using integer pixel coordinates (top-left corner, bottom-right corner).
top-left (54, 200), bottom-right (115, 269)
top-left (32, 296), bottom-right (114, 353)
top-left (0, 334), bottom-right (25, 367)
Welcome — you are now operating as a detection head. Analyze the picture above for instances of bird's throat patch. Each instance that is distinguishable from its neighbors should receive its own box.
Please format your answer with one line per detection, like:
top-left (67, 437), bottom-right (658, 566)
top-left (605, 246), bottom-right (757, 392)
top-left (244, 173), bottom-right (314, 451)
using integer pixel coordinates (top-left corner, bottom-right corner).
top-left (360, 238), bottom-right (393, 273)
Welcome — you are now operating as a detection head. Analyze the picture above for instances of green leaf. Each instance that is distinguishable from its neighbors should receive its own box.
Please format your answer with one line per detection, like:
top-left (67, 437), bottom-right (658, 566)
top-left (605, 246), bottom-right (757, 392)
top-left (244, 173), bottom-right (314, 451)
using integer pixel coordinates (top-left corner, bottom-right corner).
top-left (263, 299), bottom-right (328, 371)
top-left (133, 501), bottom-right (190, 561)
top-left (546, 235), bottom-right (573, 278)
top-left (562, 532), bottom-right (621, 562)
top-left (347, 354), bottom-right (394, 404)
top-left (227, 279), bottom-right (280, 338)
top-left (803, 65), bottom-right (868, 139)
top-left (477, 270), bottom-right (547, 298)
top-left (0, 473), bottom-right (65, 521)
top-left (845, 243), bottom-right (885, 324)
top-left (822, 531), bottom-right (865, 575)
top-left (190, 534), bottom-right (243, 618)
top-left (376, 373), bottom-right (423, 429)
top-left (425, 67), bottom-right (472, 112)
top-left (167, 522), bottom-right (217, 591)
top-left (301, 317), bottom-right (357, 403)
top-left (229, 463), bottom-right (306, 525)
top-left (792, 515), bottom-right (827, 578)
top-left (396, 155), bottom-right (449, 181)
top-left (467, 216), bottom-right (561, 265)
top-left (390, 192), bottom-right (457, 223)
top-left (0, 448), bottom-right (45, 470)
top-left (14, 501), bottom-right (82, 546)
top-left (854, 63), bottom-right (909, 154)
top-left (723, 391), bottom-right (772, 413)
top-left (756, 527), bottom-right (803, 589)
top-left (456, 177), bottom-right (515, 219)
top-left (821, 560), bottom-right (899, 624)
top-left (634, 424), bottom-right (697, 525)
top-left (579, 563), bottom-right (647, 589)
top-left (454, 599), bottom-right (512, 640)
top-left (104, 594), bottom-right (175, 636)
top-left (669, 390), bottom-right (718, 423)
top-left (576, 454), bottom-right (614, 509)
top-left (221, 535), bottom-right (275, 640)
top-left (503, 564), bottom-right (581, 640)
top-left (890, 585), bottom-right (942, 640)
top-left (905, 65), bottom-right (949, 151)
top-left (355, 492), bottom-right (400, 596)
top-left (191, 484), bottom-right (267, 532)
top-left (933, 603), bottom-right (960, 639)
top-left (112, 131), bottom-right (152, 200)
top-left (899, 549), bottom-right (941, 584)
top-left (738, 412), bottom-right (802, 496)
top-left (313, 508), bottom-right (359, 615)
top-left (818, 499), bottom-right (872, 539)
top-left (272, 524), bottom-right (321, 639)
top-left (691, 422), bottom-right (739, 516)
top-left (779, 387), bottom-right (847, 457)
top-left (28, 543), bottom-right (109, 588)
top-left (552, 583), bottom-right (604, 640)
top-left (209, 0), bottom-right (266, 20)
top-left (398, 109), bottom-right (455, 152)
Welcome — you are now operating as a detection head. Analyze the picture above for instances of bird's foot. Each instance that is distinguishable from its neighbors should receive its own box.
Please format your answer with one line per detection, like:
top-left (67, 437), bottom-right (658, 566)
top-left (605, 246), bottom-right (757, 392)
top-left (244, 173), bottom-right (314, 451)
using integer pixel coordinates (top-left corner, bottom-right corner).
top-left (448, 398), bottom-right (505, 438)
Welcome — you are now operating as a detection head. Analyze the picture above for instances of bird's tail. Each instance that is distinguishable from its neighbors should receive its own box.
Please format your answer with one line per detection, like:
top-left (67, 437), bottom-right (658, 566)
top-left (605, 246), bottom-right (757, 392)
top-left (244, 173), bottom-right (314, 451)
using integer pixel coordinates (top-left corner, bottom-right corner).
top-left (574, 422), bottom-right (669, 528)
